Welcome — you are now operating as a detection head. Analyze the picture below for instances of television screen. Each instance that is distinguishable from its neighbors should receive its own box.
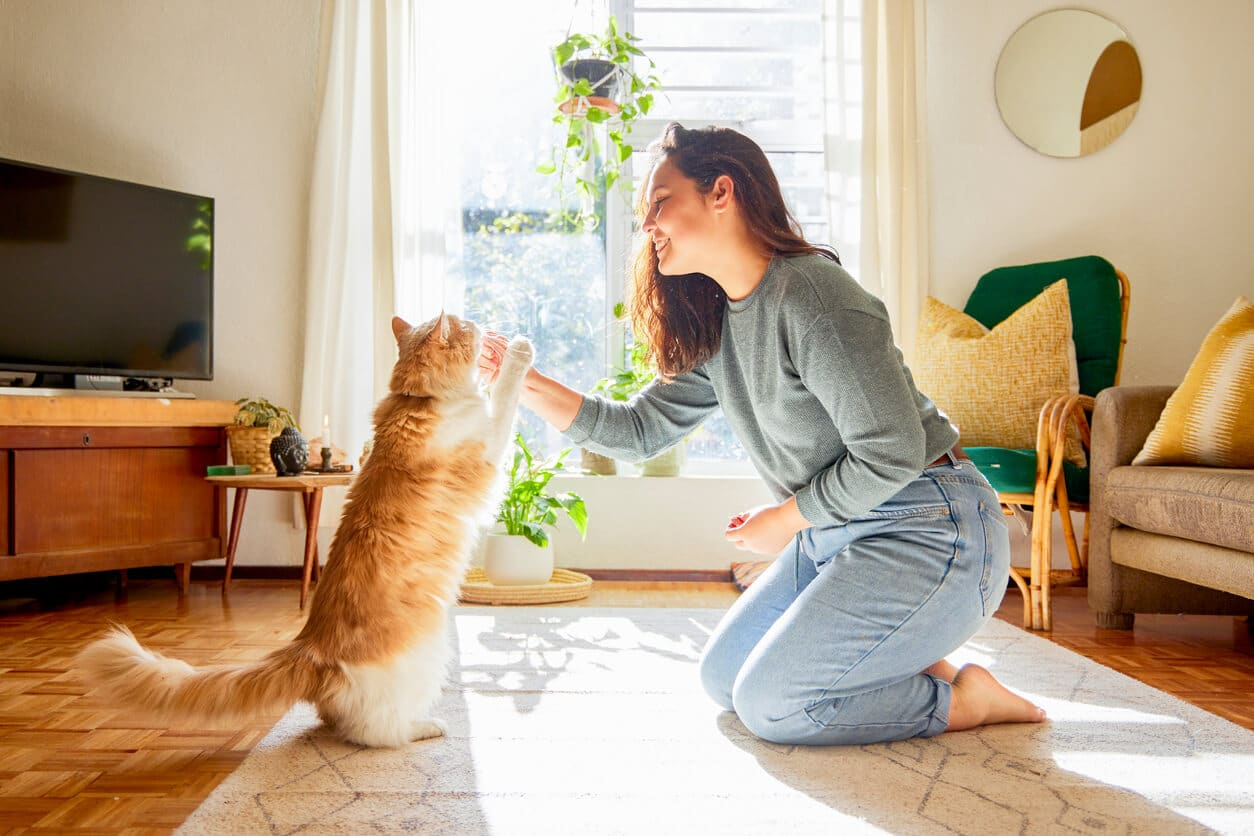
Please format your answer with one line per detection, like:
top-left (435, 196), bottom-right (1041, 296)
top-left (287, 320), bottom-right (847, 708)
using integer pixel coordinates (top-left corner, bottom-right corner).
top-left (0, 157), bottom-right (213, 383)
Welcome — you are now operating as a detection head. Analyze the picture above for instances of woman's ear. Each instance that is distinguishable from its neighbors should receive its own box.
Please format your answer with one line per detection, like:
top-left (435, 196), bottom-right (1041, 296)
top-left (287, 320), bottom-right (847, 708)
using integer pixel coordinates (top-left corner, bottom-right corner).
top-left (710, 174), bottom-right (735, 213)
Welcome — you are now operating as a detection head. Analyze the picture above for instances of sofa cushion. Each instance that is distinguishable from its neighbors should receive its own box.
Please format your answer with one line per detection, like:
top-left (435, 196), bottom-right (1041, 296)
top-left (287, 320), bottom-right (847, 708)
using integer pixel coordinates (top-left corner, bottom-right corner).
top-left (1110, 528), bottom-right (1254, 600)
top-left (1105, 465), bottom-right (1254, 553)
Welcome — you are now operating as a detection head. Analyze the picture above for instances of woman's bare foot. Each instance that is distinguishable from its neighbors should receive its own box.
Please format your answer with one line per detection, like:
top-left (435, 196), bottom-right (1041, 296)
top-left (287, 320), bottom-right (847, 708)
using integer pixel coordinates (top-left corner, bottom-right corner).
top-left (922, 659), bottom-right (959, 681)
top-left (945, 664), bottom-right (1046, 732)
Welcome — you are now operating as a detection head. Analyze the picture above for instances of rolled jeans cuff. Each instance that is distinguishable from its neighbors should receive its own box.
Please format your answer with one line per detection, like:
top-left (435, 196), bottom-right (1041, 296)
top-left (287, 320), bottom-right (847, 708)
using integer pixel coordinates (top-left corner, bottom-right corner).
top-left (921, 675), bottom-right (952, 737)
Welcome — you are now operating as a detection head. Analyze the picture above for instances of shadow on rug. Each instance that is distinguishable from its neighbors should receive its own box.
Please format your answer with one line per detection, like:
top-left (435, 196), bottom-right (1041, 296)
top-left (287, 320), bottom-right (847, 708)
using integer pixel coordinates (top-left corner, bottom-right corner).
top-left (179, 608), bottom-right (1253, 835)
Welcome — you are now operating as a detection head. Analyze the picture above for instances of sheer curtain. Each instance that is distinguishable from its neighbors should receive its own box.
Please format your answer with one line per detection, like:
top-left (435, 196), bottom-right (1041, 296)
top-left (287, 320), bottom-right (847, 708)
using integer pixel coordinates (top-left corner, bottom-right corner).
top-left (299, 0), bottom-right (452, 480)
top-left (825, 0), bottom-right (930, 364)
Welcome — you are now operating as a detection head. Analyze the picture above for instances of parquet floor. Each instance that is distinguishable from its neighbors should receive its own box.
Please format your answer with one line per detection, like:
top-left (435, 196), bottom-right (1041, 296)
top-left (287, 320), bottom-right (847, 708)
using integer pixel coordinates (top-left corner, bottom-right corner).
top-left (0, 575), bottom-right (1249, 834)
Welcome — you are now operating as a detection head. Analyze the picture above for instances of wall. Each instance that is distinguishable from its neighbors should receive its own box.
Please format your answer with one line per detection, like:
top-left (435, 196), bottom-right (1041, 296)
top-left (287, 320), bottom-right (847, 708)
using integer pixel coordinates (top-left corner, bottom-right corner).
top-left (927, 0), bottom-right (1253, 570)
top-left (926, 0), bottom-right (1253, 386)
top-left (0, 0), bottom-right (324, 566)
top-left (5, 2), bottom-right (1247, 575)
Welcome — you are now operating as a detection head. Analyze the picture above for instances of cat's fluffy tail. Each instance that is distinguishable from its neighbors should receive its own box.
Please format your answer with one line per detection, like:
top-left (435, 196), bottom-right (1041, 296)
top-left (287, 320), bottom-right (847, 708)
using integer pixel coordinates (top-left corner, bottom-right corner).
top-left (76, 625), bottom-right (321, 727)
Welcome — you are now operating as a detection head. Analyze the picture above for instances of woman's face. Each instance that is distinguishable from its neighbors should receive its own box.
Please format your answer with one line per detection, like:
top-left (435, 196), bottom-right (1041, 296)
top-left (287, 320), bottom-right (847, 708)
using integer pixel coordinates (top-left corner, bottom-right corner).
top-left (641, 158), bottom-right (718, 277)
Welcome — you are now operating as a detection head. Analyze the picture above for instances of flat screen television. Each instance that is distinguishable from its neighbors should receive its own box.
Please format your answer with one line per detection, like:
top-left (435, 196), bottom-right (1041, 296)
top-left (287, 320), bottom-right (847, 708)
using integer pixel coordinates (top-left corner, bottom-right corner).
top-left (0, 156), bottom-right (213, 390)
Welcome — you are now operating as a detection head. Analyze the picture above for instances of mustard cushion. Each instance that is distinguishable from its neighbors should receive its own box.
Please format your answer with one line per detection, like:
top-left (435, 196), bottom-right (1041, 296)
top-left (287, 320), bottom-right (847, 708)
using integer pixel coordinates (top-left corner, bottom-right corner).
top-left (915, 279), bottom-right (1084, 464)
top-left (1133, 296), bottom-right (1254, 467)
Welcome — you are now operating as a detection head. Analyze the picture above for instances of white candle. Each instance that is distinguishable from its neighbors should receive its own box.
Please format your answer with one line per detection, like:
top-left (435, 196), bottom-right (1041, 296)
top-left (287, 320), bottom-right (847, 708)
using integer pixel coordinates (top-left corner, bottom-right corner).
top-left (322, 414), bottom-right (331, 449)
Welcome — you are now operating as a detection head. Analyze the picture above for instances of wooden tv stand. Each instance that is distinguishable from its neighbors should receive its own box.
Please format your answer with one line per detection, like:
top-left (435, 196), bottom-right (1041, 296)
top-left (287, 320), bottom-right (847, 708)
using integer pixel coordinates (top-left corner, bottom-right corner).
top-left (0, 395), bottom-right (237, 592)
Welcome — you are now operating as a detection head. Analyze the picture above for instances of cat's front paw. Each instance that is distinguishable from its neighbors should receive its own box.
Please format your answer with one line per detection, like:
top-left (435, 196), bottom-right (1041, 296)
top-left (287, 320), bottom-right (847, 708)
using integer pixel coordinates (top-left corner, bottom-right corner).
top-left (504, 336), bottom-right (534, 367)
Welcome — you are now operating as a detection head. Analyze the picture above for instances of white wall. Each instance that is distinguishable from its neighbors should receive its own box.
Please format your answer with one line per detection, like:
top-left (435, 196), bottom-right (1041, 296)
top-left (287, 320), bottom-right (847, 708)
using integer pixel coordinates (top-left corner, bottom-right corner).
top-left (5, 1), bottom-right (1248, 574)
top-left (0, 0), bottom-right (324, 566)
top-left (926, 0), bottom-right (1254, 386)
top-left (927, 0), bottom-right (1253, 569)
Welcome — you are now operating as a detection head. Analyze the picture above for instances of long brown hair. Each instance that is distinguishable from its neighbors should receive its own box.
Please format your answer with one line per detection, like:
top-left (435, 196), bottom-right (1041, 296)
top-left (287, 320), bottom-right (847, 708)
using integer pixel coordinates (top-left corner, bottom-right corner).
top-left (629, 122), bottom-right (839, 378)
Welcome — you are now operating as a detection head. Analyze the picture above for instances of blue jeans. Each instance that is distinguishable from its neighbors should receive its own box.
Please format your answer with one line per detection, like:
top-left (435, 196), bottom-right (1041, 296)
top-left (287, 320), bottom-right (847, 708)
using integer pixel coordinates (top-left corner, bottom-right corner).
top-left (700, 457), bottom-right (1010, 745)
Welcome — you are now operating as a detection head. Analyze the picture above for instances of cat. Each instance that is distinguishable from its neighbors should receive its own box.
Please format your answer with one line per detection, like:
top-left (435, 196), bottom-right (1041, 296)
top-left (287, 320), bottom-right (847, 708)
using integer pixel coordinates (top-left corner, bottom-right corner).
top-left (76, 313), bottom-right (533, 747)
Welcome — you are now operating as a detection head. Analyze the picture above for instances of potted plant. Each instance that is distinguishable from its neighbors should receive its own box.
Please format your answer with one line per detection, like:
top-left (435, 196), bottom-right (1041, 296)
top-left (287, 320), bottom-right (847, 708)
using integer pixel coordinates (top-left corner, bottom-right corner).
top-left (585, 305), bottom-right (687, 476)
top-left (537, 15), bottom-right (662, 231)
top-left (228, 396), bottom-right (300, 475)
top-left (484, 433), bottom-right (589, 585)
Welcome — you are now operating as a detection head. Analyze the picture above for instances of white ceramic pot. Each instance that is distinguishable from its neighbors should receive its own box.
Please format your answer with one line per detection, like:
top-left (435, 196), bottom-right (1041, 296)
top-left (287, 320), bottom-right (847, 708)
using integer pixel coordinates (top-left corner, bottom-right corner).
top-left (482, 532), bottom-right (555, 586)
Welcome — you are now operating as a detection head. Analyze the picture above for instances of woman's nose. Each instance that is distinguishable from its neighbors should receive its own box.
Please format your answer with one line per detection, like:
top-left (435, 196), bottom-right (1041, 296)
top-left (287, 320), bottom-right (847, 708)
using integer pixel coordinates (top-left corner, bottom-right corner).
top-left (641, 205), bottom-right (658, 233)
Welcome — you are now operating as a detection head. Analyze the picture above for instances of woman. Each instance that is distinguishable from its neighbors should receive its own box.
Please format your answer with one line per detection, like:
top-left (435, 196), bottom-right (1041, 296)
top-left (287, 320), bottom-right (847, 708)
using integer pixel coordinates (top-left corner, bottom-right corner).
top-left (480, 122), bottom-right (1044, 745)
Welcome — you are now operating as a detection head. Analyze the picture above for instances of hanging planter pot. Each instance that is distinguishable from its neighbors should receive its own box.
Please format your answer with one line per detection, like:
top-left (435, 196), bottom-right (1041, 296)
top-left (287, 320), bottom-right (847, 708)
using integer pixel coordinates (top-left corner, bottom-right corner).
top-left (560, 58), bottom-right (620, 100)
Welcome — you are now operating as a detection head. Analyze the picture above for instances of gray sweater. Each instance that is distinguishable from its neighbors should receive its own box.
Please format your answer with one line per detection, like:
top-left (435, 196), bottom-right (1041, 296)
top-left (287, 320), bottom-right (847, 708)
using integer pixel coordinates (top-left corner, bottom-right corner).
top-left (565, 254), bottom-right (958, 526)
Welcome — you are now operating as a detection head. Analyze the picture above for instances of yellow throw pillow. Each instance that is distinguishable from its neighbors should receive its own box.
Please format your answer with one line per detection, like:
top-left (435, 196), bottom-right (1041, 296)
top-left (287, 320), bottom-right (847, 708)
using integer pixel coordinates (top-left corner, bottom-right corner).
top-left (915, 279), bottom-right (1084, 464)
top-left (1133, 296), bottom-right (1254, 467)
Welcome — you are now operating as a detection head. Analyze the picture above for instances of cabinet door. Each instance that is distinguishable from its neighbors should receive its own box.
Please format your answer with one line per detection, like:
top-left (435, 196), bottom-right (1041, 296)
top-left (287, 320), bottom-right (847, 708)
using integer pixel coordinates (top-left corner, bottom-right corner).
top-left (12, 445), bottom-right (220, 555)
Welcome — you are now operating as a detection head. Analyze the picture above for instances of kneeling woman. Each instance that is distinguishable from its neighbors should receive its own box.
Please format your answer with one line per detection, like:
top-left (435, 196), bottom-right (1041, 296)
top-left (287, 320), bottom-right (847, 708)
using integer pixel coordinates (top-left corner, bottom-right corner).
top-left (479, 122), bottom-right (1045, 745)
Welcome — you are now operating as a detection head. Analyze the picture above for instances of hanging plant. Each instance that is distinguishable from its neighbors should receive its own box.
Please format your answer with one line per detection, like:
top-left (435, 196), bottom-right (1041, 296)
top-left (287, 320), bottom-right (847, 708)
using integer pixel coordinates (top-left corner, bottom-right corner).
top-left (537, 16), bottom-right (662, 231)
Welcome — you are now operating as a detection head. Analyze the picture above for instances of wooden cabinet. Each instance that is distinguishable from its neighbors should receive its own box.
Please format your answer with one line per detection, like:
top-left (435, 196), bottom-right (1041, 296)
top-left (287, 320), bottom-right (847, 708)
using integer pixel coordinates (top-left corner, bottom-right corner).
top-left (0, 396), bottom-right (237, 589)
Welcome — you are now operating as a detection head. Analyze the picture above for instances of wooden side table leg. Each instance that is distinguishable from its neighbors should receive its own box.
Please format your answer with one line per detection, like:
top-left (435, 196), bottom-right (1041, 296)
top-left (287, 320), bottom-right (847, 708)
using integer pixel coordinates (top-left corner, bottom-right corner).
top-left (300, 488), bottom-right (324, 610)
top-left (223, 488), bottom-right (249, 593)
top-left (172, 563), bottom-right (189, 596)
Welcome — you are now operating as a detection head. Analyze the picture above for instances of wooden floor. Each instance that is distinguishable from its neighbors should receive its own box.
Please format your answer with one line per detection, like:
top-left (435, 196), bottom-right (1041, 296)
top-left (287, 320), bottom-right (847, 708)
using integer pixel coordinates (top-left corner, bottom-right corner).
top-left (0, 575), bottom-right (1249, 834)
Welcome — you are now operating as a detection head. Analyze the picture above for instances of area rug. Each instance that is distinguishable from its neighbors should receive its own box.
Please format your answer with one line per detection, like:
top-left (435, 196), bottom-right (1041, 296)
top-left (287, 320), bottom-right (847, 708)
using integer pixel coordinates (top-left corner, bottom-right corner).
top-left (179, 608), bottom-right (1254, 835)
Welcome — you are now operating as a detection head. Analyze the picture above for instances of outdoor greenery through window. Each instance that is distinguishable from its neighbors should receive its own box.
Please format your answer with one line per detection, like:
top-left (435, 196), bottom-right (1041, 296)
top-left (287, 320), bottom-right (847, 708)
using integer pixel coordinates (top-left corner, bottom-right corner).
top-left (445, 0), bottom-right (853, 472)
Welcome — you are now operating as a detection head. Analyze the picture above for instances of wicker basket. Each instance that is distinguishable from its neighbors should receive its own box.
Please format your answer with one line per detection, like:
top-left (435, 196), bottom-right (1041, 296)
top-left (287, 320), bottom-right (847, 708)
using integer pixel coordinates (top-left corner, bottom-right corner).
top-left (226, 425), bottom-right (278, 474)
top-left (459, 567), bottom-right (593, 605)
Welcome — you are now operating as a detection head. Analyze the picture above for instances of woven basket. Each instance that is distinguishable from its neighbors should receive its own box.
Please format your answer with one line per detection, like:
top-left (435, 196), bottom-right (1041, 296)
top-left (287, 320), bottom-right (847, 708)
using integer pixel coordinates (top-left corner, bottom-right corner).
top-left (459, 567), bottom-right (593, 606)
top-left (226, 425), bottom-right (278, 474)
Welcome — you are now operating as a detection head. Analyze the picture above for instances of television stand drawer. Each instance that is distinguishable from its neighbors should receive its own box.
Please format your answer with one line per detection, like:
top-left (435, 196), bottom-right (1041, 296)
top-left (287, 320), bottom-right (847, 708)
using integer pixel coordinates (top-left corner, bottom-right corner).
top-left (0, 408), bottom-right (232, 585)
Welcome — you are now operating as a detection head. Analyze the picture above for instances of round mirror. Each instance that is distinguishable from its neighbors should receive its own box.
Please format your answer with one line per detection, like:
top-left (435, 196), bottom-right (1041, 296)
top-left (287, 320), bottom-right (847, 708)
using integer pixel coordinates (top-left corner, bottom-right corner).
top-left (995, 9), bottom-right (1142, 158)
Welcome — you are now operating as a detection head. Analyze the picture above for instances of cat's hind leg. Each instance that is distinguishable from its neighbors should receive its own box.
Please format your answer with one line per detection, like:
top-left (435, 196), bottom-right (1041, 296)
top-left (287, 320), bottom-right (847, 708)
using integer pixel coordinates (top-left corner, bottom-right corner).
top-left (318, 630), bottom-right (451, 748)
top-left (410, 718), bottom-right (447, 741)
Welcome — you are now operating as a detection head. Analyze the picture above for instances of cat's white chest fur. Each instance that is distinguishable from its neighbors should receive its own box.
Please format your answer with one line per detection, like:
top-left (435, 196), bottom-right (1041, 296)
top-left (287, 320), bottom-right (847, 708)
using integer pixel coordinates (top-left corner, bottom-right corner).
top-left (428, 393), bottom-right (494, 452)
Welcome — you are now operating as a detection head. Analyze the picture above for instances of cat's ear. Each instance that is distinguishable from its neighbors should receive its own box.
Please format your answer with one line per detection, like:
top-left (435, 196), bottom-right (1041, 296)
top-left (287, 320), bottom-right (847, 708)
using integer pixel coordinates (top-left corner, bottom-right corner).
top-left (437, 311), bottom-right (450, 344)
top-left (391, 316), bottom-right (411, 344)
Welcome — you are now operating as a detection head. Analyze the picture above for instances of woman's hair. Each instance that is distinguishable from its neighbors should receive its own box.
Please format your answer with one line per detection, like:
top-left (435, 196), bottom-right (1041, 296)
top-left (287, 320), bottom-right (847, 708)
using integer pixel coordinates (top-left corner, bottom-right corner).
top-left (629, 122), bottom-right (839, 378)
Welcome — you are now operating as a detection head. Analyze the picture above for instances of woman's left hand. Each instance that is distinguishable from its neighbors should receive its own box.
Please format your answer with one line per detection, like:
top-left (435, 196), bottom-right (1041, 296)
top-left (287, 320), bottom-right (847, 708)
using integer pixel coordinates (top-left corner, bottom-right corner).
top-left (724, 499), bottom-right (809, 555)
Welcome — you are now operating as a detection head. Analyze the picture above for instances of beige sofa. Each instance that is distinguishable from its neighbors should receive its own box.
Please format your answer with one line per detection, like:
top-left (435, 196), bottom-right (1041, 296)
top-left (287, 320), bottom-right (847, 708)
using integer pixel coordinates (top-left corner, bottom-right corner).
top-left (1088, 385), bottom-right (1254, 629)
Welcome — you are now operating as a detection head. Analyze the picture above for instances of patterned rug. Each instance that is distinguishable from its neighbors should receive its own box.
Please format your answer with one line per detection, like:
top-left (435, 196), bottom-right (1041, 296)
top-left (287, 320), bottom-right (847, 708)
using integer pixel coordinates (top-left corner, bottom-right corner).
top-left (179, 608), bottom-right (1254, 835)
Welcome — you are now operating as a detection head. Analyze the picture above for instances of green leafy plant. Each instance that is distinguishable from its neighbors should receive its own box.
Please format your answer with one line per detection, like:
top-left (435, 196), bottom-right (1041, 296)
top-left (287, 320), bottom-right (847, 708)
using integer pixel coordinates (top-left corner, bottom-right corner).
top-left (538, 16), bottom-right (662, 230)
top-left (590, 302), bottom-right (656, 400)
top-left (232, 397), bottom-right (300, 434)
top-left (496, 433), bottom-right (588, 548)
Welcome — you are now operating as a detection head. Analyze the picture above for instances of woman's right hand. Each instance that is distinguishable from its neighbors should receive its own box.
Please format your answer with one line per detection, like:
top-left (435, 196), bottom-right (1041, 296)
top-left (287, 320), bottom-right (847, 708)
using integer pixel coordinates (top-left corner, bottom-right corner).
top-left (478, 331), bottom-right (510, 385)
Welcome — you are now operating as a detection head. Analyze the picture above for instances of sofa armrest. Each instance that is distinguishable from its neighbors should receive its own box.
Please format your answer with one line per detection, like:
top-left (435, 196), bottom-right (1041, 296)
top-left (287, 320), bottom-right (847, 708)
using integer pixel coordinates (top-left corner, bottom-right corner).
top-left (1091, 386), bottom-right (1175, 478)
top-left (1088, 385), bottom-right (1175, 624)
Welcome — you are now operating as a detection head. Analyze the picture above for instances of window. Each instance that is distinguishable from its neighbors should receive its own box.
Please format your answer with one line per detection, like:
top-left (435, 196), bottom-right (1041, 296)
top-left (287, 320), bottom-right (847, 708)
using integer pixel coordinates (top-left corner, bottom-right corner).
top-left (444, 0), bottom-right (857, 468)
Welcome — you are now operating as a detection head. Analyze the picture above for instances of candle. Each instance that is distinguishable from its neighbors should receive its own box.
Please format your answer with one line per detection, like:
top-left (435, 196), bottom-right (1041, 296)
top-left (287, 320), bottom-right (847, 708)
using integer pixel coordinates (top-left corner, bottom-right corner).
top-left (322, 414), bottom-right (331, 450)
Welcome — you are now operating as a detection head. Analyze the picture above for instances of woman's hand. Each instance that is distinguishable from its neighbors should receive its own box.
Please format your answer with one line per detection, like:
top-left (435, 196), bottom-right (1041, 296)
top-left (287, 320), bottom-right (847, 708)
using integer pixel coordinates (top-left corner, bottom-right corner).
top-left (478, 331), bottom-right (510, 385)
top-left (724, 498), bottom-right (810, 555)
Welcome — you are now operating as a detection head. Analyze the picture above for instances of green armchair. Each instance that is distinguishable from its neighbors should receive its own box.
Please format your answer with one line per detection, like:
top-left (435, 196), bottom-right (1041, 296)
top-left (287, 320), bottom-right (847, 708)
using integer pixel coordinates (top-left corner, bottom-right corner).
top-left (962, 256), bottom-right (1130, 630)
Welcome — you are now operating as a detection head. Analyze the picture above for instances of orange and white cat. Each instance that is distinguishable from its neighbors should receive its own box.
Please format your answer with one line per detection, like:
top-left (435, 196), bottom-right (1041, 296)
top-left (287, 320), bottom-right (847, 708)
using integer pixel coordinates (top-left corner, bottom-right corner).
top-left (77, 313), bottom-right (533, 747)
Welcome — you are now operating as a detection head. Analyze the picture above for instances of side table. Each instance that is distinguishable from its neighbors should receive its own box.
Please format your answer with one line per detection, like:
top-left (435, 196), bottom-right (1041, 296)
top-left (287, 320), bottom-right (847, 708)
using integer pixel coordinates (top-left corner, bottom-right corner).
top-left (206, 472), bottom-right (354, 608)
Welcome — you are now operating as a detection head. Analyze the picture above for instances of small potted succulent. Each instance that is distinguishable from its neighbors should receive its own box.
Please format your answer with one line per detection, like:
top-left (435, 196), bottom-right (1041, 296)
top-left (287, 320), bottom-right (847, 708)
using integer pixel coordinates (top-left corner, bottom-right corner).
top-left (484, 433), bottom-right (588, 585)
top-left (228, 397), bottom-right (300, 475)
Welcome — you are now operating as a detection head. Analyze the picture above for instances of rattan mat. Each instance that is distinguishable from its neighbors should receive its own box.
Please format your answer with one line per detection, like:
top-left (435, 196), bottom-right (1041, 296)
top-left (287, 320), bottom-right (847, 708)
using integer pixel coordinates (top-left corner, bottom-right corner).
top-left (459, 567), bottom-right (593, 605)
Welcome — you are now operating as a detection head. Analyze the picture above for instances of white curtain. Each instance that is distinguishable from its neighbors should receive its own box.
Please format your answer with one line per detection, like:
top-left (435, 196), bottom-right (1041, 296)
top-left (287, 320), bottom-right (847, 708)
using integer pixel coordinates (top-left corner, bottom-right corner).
top-left (826, 0), bottom-right (930, 364)
top-left (299, 0), bottom-right (452, 477)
